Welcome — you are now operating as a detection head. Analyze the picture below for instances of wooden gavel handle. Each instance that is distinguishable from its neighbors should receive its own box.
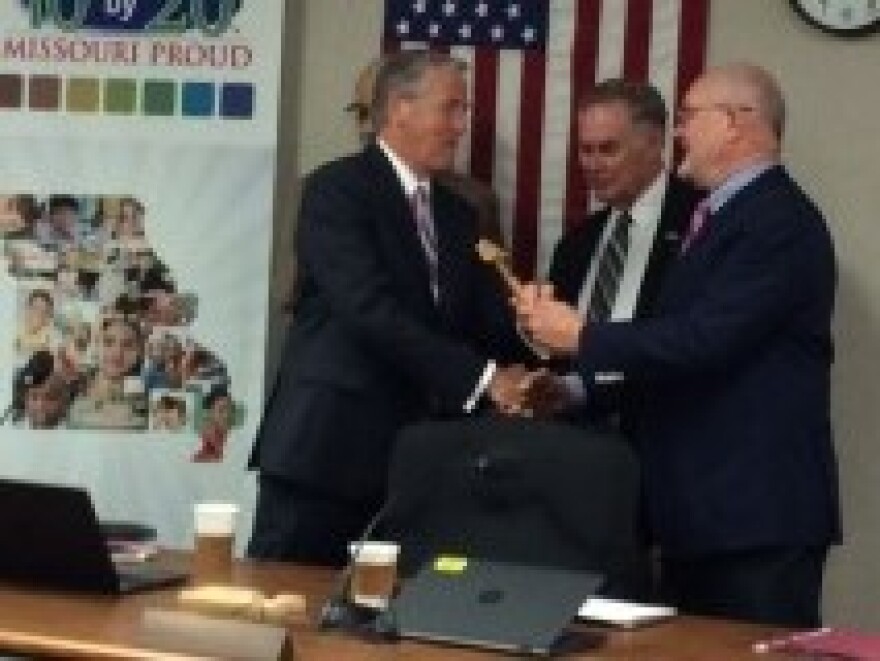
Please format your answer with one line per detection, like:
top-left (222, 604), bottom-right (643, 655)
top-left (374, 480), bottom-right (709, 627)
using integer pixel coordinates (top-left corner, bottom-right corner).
top-left (475, 240), bottom-right (521, 293)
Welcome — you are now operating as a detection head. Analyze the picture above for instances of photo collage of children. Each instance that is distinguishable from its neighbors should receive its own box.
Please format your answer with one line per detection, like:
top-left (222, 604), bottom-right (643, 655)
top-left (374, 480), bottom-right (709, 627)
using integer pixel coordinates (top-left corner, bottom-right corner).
top-left (1, 194), bottom-right (240, 463)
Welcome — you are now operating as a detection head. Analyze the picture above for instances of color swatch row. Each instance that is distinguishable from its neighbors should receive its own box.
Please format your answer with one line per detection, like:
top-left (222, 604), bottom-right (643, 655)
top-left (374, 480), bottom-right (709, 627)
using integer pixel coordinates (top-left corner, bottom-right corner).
top-left (0, 74), bottom-right (254, 119)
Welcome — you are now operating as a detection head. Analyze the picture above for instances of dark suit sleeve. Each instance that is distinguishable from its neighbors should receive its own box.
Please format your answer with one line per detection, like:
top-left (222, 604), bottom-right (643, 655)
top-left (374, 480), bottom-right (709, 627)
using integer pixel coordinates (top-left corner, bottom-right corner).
top-left (547, 216), bottom-right (606, 307)
top-left (578, 190), bottom-right (834, 381)
top-left (547, 237), bottom-right (577, 305)
top-left (298, 168), bottom-right (487, 406)
top-left (546, 237), bottom-right (568, 290)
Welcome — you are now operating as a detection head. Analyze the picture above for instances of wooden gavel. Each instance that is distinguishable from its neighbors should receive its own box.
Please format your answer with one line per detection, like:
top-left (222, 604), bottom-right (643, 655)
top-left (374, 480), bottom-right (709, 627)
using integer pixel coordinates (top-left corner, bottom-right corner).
top-left (475, 239), bottom-right (522, 293)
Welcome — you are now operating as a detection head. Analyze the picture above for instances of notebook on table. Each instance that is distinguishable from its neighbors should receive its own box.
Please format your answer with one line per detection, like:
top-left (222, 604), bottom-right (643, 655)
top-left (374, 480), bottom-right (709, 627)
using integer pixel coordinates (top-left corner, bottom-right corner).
top-left (0, 478), bottom-right (187, 594)
top-left (391, 556), bottom-right (604, 657)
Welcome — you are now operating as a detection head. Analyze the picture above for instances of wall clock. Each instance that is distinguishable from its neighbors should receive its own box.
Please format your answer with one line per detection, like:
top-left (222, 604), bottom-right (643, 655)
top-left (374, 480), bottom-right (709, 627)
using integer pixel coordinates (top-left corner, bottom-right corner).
top-left (789, 0), bottom-right (879, 36)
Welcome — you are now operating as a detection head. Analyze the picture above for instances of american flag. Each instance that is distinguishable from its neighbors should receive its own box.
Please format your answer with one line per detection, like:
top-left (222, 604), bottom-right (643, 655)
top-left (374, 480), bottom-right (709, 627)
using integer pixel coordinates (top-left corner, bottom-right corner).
top-left (383, 0), bottom-right (710, 277)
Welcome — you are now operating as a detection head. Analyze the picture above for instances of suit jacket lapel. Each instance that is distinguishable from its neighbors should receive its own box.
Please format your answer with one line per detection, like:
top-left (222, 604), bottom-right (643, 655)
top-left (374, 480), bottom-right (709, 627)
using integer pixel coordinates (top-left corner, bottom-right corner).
top-left (558, 209), bottom-right (613, 305)
top-left (635, 177), bottom-right (700, 316)
top-left (658, 170), bottom-right (780, 306)
top-left (432, 182), bottom-right (470, 314)
top-left (675, 166), bottom-right (786, 262)
top-left (363, 144), bottom-right (438, 308)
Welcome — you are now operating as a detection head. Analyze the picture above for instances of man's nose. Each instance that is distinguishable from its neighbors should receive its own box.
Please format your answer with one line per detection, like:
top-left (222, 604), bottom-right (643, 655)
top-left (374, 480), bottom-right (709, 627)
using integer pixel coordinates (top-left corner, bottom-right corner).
top-left (582, 157), bottom-right (602, 174)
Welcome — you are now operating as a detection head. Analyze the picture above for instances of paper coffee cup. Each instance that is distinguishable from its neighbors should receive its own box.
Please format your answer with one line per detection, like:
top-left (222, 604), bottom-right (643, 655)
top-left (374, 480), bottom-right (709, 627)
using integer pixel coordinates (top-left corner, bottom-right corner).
top-left (348, 541), bottom-right (399, 609)
top-left (193, 503), bottom-right (238, 585)
top-left (195, 503), bottom-right (238, 535)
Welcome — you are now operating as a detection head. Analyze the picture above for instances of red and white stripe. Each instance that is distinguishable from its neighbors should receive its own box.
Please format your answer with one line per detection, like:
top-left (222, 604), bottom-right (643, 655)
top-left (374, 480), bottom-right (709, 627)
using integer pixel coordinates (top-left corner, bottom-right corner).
top-left (385, 0), bottom-right (709, 277)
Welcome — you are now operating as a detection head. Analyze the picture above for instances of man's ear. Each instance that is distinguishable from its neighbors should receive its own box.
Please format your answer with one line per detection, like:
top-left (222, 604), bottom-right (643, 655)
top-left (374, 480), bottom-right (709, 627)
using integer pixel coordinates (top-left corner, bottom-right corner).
top-left (387, 93), bottom-right (414, 132)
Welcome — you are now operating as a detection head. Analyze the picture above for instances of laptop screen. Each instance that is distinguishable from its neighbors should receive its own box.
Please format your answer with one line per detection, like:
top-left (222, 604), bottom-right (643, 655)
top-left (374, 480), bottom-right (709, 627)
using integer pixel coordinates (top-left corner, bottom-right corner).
top-left (0, 478), bottom-right (186, 594)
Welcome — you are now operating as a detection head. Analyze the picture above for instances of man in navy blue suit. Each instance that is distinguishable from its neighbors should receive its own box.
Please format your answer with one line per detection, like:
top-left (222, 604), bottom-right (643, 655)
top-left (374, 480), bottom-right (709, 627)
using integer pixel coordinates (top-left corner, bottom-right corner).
top-left (248, 51), bottom-right (529, 567)
top-left (515, 63), bottom-right (840, 627)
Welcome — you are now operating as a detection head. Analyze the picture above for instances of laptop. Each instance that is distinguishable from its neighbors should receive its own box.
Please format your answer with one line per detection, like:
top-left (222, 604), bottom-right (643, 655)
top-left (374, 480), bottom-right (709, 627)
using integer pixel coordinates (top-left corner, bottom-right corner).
top-left (391, 556), bottom-right (604, 657)
top-left (0, 478), bottom-right (188, 594)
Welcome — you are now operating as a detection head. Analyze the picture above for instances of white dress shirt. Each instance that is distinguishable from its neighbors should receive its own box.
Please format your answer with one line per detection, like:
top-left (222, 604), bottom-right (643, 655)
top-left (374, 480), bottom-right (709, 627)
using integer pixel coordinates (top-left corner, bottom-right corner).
top-left (577, 172), bottom-right (669, 320)
top-left (565, 172), bottom-right (670, 394)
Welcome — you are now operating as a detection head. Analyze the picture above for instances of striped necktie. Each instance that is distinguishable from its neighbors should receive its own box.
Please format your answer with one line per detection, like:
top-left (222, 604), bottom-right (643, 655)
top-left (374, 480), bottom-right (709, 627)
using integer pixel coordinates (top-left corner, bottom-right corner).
top-left (588, 211), bottom-right (633, 322)
top-left (412, 184), bottom-right (439, 299)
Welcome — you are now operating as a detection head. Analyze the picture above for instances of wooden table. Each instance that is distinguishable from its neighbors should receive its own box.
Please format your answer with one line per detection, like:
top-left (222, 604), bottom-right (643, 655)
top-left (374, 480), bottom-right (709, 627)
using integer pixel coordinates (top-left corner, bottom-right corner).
top-left (0, 553), bottom-right (791, 659)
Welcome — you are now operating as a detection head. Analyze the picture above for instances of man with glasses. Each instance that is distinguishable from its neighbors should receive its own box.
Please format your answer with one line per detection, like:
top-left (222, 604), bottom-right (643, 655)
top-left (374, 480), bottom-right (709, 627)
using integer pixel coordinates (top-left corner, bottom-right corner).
top-left (514, 63), bottom-right (840, 627)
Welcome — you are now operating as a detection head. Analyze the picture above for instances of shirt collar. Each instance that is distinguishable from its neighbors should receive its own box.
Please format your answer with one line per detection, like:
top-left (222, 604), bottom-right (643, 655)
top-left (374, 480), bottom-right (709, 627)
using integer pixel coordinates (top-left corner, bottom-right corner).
top-left (626, 170), bottom-right (667, 226)
top-left (706, 160), bottom-right (776, 213)
top-left (378, 139), bottom-right (431, 197)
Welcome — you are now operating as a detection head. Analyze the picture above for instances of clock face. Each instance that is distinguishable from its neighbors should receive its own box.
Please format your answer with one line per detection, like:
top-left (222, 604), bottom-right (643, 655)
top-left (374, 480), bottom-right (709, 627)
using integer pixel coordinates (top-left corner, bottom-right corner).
top-left (790, 0), bottom-right (880, 36)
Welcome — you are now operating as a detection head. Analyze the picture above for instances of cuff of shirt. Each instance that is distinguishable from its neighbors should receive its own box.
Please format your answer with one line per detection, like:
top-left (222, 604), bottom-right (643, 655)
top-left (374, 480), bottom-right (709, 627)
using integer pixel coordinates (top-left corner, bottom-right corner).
top-left (561, 372), bottom-right (587, 404)
top-left (517, 324), bottom-right (550, 361)
top-left (464, 361), bottom-right (496, 413)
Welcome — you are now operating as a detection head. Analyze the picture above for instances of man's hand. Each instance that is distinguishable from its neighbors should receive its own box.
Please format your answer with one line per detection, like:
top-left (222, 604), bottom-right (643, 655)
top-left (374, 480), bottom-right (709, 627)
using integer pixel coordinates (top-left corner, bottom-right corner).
top-left (512, 283), bottom-right (584, 357)
top-left (518, 368), bottom-right (574, 418)
top-left (487, 364), bottom-right (530, 415)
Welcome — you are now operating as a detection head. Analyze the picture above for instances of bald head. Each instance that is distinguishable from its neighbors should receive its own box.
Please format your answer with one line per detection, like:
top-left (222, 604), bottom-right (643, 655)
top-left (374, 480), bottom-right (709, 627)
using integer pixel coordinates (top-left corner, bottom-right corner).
top-left (676, 63), bottom-right (786, 189)
top-left (701, 63), bottom-right (786, 138)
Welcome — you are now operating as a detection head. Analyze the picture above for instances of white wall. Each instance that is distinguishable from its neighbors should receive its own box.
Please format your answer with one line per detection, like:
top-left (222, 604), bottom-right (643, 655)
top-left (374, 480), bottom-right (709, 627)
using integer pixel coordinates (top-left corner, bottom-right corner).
top-left (295, 0), bottom-right (384, 171)
top-left (276, 0), bottom-right (880, 628)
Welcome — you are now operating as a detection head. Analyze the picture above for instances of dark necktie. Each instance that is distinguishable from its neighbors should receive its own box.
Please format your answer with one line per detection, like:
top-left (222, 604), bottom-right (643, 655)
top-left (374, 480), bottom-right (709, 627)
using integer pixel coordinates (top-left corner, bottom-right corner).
top-left (588, 211), bottom-right (632, 322)
top-left (412, 184), bottom-right (439, 299)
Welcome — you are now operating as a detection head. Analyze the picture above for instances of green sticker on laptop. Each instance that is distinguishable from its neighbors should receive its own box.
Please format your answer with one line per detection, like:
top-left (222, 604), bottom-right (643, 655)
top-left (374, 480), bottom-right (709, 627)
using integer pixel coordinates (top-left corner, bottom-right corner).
top-left (433, 555), bottom-right (468, 573)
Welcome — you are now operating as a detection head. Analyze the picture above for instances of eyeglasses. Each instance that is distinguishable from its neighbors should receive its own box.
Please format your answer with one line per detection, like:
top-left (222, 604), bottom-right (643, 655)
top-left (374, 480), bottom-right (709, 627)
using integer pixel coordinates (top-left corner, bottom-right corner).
top-left (675, 103), bottom-right (755, 125)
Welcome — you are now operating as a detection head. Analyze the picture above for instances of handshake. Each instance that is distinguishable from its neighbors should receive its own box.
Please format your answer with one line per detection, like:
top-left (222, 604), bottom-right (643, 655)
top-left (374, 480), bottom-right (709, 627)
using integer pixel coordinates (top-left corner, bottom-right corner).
top-left (487, 365), bottom-right (573, 418)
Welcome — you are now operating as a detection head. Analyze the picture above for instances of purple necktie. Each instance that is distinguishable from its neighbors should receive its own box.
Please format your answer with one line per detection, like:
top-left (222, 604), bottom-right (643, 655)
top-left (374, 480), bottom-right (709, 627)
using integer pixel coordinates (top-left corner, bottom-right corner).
top-left (412, 185), bottom-right (439, 299)
top-left (681, 199), bottom-right (711, 253)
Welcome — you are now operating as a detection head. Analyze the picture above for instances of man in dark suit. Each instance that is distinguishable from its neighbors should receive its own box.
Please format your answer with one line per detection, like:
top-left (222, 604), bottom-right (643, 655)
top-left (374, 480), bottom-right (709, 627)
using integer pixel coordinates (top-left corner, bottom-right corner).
top-left (248, 51), bottom-right (529, 566)
top-left (535, 80), bottom-right (699, 423)
top-left (515, 63), bottom-right (840, 627)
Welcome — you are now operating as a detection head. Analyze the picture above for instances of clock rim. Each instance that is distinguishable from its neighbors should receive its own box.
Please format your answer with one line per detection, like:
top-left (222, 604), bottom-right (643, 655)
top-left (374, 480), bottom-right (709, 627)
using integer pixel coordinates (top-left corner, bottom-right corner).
top-left (789, 0), bottom-right (880, 37)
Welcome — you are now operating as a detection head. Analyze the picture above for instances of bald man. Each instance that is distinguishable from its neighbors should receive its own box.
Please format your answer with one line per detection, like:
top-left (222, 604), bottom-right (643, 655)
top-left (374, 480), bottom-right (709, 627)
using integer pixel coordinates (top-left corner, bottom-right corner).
top-left (515, 63), bottom-right (840, 627)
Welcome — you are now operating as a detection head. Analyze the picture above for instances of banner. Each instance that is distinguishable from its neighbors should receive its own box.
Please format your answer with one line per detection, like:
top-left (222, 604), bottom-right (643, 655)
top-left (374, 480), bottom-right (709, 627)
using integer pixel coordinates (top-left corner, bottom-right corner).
top-left (0, 0), bottom-right (283, 547)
